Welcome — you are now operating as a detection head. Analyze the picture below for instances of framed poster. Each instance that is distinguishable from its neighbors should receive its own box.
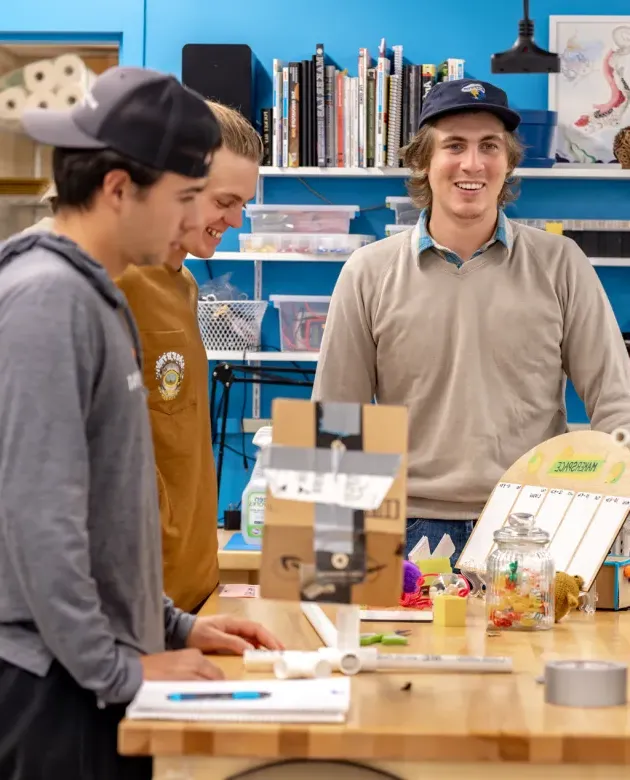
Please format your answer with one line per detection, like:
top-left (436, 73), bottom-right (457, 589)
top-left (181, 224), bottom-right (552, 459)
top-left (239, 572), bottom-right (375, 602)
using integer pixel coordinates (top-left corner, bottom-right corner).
top-left (549, 15), bottom-right (630, 164)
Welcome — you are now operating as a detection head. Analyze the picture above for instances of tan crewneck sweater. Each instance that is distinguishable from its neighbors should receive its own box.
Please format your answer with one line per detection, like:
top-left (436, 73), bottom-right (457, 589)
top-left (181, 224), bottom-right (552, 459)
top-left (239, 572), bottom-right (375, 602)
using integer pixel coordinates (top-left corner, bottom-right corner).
top-left (312, 220), bottom-right (630, 520)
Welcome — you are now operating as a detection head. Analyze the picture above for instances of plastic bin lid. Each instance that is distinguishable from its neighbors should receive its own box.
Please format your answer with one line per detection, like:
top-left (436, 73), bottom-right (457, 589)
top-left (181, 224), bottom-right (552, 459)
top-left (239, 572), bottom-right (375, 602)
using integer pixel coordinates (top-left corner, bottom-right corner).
top-left (245, 204), bottom-right (359, 214)
top-left (269, 294), bottom-right (332, 306)
top-left (385, 196), bottom-right (413, 205)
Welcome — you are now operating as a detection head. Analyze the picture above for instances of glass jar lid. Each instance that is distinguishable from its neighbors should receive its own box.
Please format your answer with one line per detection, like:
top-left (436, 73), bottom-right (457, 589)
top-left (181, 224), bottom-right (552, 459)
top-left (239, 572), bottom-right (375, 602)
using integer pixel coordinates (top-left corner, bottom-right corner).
top-left (493, 512), bottom-right (550, 544)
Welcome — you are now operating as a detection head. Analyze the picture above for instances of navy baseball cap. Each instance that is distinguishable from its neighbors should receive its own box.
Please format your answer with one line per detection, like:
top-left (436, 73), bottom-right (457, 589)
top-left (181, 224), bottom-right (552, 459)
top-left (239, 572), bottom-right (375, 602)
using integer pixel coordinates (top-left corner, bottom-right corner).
top-left (418, 78), bottom-right (521, 132)
top-left (21, 66), bottom-right (222, 179)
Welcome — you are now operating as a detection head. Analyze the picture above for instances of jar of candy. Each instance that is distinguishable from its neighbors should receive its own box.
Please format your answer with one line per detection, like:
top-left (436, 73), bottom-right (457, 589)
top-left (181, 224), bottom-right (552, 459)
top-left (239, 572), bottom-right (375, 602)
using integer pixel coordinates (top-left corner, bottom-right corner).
top-left (485, 512), bottom-right (554, 631)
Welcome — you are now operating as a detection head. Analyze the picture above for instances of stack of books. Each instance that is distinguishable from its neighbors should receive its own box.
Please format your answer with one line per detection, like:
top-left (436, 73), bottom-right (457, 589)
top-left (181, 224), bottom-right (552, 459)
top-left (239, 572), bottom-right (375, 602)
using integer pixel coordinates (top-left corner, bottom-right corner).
top-left (260, 41), bottom-right (465, 169)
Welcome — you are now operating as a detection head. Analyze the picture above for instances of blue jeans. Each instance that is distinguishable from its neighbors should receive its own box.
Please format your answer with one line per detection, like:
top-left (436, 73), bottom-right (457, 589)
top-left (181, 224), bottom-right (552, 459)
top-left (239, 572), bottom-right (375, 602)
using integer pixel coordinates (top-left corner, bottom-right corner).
top-left (406, 518), bottom-right (475, 569)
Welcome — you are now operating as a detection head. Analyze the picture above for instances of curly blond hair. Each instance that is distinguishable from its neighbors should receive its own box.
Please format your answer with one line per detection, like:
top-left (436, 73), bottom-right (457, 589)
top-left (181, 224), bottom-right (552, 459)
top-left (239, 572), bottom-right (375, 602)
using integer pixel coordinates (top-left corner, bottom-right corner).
top-left (401, 119), bottom-right (524, 211)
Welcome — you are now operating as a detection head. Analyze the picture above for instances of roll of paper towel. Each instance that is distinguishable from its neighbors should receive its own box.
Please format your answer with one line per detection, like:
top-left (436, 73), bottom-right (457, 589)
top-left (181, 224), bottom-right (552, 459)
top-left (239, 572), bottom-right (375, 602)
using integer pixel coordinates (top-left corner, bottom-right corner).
top-left (23, 59), bottom-right (57, 93)
top-left (24, 89), bottom-right (62, 111)
top-left (56, 83), bottom-right (86, 110)
top-left (53, 54), bottom-right (94, 89)
top-left (0, 86), bottom-right (27, 121)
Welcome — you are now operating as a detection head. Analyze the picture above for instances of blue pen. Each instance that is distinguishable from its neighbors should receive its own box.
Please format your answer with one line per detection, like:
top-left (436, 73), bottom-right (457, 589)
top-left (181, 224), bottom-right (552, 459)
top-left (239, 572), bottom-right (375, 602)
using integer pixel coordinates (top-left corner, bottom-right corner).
top-left (167, 691), bottom-right (271, 701)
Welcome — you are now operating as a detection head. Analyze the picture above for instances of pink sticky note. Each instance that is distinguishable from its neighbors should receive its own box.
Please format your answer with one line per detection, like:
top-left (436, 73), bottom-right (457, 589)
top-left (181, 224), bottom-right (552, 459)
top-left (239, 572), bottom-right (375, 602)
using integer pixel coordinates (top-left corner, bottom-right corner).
top-left (219, 584), bottom-right (260, 598)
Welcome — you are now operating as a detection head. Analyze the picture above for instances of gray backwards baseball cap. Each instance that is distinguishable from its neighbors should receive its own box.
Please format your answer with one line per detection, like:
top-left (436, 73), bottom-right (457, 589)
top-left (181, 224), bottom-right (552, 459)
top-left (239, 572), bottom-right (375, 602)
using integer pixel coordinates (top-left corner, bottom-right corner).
top-left (21, 65), bottom-right (221, 179)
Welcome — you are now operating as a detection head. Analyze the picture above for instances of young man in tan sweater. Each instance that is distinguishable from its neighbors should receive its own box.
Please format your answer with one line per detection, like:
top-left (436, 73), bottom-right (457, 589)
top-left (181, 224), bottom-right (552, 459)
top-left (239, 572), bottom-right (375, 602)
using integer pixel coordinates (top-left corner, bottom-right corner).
top-left (313, 78), bottom-right (630, 565)
top-left (117, 102), bottom-right (263, 612)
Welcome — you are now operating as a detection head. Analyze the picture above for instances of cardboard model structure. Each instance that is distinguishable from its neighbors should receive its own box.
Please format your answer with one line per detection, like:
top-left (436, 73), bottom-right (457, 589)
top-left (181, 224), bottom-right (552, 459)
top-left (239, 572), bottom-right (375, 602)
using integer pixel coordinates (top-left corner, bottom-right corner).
top-left (457, 429), bottom-right (630, 592)
top-left (259, 398), bottom-right (408, 606)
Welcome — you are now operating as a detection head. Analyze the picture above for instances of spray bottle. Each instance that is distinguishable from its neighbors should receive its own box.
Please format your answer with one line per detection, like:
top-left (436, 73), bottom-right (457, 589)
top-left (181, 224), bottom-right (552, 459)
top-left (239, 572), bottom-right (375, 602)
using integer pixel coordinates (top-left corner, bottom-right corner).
top-left (241, 425), bottom-right (272, 545)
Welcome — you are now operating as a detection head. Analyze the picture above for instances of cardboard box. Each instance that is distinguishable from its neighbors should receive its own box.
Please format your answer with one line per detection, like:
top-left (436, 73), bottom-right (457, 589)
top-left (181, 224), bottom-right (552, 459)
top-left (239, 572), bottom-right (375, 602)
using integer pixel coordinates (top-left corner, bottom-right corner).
top-left (259, 399), bottom-right (408, 607)
top-left (595, 556), bottom-right (630, 610)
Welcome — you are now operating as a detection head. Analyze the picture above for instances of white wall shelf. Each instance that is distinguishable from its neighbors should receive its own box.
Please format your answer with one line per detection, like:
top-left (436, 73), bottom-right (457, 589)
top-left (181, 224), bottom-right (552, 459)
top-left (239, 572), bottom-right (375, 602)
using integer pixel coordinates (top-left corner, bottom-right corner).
top-left (590, 258), bottom-right (630, 267)
top-left (192, 251), bottom-right (350, 263)
top-left (193, 252), bottom-right (630, 268)
top-left (206, 350), bottom-right (319, 362)
top-left (259, 164), bottom-right (630, 180)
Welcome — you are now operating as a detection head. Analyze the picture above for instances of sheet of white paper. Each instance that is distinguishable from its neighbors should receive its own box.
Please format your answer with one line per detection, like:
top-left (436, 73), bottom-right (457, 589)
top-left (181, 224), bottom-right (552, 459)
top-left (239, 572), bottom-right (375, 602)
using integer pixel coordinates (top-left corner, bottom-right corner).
top-left (549, 491), bottom-right (603, 571)
top-left (431, 533), bottom-right (455, 560)
top-left (533, 487), bottom-right (574, 538)
top-left (408, 535), bottom-right (430, 562)
top-left (457, 482), bottom-right (521, 568)
top-left (567, 495), bottom-right (630, 587)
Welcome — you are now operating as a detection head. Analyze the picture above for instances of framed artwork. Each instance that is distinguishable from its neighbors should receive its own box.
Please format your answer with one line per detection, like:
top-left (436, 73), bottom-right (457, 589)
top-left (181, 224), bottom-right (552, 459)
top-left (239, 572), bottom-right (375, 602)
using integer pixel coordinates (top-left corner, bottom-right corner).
top-left (549, 15), bottom-right (630, 164)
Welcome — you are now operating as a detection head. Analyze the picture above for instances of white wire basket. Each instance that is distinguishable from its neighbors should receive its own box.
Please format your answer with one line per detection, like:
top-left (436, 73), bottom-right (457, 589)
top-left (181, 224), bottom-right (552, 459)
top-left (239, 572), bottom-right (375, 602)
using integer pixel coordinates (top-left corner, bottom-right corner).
top-left (197, 299), bottom-right (268, 351)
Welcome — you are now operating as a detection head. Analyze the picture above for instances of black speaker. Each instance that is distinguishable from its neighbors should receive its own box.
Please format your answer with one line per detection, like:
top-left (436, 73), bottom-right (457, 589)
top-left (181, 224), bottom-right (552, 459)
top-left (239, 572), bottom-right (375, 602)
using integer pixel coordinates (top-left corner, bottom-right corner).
top-left (182, 44), bottom-right (257, 123)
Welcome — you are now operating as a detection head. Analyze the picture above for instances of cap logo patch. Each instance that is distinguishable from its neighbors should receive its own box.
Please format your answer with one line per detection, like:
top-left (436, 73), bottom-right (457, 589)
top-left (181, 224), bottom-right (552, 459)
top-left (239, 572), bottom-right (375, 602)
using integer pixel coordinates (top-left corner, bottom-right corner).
top-left (461, 83), bottom-right (486, 100)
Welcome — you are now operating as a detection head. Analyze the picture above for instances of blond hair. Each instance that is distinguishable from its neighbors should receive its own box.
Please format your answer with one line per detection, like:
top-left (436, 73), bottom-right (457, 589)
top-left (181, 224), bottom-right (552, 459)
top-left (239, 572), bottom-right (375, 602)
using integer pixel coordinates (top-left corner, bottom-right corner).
top-left (401, 119), bottom-right (524, 211)
top-left (206, 101), bottom-right (263, 163)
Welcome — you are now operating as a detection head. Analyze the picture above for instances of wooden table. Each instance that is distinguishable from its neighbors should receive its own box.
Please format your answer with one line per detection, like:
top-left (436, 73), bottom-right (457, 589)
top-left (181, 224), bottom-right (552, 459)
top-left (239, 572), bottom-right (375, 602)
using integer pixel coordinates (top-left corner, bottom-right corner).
top-left (217, 529), bottom-right (261, 585)
top-left (119, 595), bottom-right (630, 779)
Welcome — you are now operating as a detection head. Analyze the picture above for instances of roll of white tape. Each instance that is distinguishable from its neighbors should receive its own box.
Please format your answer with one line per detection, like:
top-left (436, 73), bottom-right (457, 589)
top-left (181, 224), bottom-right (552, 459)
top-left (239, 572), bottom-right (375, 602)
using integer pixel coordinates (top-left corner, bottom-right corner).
top-left (543, 660), bottom-right (627, 707)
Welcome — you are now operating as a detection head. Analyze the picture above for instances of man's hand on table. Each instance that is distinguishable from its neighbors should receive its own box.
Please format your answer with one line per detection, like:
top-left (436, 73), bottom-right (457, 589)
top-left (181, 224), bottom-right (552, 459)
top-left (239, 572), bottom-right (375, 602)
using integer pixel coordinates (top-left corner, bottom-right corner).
top-left (140, 649), bottom-right (225, 681)
top-left (138, 616), bottom-right (284, 683)
top-left (186, 614), bottom-right (285, 655)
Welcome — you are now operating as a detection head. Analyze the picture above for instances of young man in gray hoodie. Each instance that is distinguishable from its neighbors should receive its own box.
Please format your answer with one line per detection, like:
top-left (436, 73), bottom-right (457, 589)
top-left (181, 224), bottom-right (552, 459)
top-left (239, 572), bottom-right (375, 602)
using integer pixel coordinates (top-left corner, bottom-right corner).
top-left (0, 66), bottom-right (281, 779)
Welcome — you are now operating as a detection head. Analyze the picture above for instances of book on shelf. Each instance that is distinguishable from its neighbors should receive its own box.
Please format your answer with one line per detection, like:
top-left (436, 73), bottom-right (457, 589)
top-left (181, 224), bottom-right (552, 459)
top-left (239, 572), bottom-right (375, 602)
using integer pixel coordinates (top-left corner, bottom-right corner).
top-left (260, 42), bottom-right (465, 170)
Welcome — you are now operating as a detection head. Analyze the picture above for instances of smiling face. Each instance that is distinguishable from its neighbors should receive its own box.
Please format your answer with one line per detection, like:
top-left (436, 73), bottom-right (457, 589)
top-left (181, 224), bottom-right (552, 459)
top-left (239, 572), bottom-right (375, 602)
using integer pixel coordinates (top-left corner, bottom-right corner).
top-left (174, 146), bottom-right (259, 263)
top-left (427, 111), bottom-right (510, 222)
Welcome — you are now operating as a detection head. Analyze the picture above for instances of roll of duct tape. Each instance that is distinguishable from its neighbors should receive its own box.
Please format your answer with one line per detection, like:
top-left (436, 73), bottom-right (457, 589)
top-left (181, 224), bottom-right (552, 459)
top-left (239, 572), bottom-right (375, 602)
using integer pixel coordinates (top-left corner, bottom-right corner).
top-left (542, 660), bottom-right (627, 707)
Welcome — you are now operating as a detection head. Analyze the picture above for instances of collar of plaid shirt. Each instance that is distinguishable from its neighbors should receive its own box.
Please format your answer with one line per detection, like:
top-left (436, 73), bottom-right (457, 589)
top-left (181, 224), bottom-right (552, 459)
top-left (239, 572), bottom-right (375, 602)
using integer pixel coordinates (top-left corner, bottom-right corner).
top-left (416, 207), bottom-right (513, 268)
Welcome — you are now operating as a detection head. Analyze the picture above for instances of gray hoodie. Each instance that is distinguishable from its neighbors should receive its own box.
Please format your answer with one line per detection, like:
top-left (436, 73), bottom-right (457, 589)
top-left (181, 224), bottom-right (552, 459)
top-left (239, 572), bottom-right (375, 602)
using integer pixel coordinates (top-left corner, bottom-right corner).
top-left (0, 231), bottom-right (195, 705)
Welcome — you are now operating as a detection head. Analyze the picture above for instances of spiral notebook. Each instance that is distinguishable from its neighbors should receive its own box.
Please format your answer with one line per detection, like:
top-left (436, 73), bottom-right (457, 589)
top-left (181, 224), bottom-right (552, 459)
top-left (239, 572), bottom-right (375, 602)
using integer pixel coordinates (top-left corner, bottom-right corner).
top-left (126, 677), bottom-right (351, 723)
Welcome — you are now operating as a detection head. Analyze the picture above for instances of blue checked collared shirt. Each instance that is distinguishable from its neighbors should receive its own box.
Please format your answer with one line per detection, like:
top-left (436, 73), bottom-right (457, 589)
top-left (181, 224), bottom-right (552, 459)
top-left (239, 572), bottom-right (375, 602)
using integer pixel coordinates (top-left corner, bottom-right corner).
top-left (417, 208), bottom-right (513, 268)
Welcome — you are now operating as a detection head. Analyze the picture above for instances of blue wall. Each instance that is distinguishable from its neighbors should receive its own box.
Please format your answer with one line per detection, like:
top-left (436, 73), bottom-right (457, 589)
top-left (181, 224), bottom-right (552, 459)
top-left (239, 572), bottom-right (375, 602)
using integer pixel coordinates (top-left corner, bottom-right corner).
top-left (4, 1), bottom-right (630, 516)
top-left (0, 0), bottom-right (145, 64)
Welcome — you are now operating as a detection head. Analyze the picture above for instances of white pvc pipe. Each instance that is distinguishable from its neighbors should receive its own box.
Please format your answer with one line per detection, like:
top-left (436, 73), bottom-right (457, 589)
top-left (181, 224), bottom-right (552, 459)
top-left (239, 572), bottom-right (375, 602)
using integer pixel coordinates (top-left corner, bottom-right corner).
top-left (300, 602), bottom-right (338, 647)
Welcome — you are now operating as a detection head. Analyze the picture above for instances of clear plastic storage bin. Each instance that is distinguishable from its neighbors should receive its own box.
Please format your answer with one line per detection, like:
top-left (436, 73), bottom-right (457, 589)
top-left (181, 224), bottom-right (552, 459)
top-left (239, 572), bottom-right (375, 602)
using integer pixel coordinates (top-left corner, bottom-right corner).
top-left (245, 204), bottom-right (359, 234)
top-left (385, 224), bottom-right (411, 237)
top-left (270, 294), bottom-right (331, 352)
top-left (239, 233), bottom-right (374, 257)
top-left (386, 196), bottom-right (421, 226)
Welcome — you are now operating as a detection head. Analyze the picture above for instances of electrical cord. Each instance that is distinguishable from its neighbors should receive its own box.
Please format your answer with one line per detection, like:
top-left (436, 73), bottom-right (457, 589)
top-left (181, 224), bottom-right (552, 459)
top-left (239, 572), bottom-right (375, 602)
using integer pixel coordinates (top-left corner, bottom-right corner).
top-left (297, 178), bottom-right (390, 214)
top-left (225, 758), bottom-right (404, 780)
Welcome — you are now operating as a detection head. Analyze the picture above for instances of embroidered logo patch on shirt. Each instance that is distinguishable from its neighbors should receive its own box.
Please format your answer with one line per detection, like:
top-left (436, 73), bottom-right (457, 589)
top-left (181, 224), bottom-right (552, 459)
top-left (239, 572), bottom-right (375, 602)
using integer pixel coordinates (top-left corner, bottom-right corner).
top-left (155, 351), bottom-right (185, 400)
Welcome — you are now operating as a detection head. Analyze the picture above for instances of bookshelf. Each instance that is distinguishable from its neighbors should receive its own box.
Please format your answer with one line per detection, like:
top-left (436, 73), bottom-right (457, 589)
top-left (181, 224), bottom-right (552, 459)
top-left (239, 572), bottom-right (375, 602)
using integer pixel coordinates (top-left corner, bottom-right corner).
top-left (259, 164), bottom-right (630, 180)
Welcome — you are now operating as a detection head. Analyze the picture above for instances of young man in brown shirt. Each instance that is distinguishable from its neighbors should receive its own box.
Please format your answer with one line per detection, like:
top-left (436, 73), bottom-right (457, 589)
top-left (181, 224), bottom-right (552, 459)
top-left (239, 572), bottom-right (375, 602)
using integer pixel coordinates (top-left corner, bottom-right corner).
top-left (313, 78), bottom-right (630, 565)
top-left (117, 102), bottom-right (262, 612)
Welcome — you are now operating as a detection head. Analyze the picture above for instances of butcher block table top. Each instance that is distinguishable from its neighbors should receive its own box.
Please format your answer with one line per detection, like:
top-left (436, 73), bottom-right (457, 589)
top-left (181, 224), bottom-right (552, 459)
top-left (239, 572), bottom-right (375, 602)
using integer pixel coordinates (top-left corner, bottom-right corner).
top-left (119, 594), bottom-right (630, 774)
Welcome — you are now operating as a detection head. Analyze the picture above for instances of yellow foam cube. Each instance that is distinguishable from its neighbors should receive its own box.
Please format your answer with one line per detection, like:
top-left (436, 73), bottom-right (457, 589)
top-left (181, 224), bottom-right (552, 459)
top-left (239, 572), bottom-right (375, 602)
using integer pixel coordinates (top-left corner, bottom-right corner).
top-left (413, 556), bottom-right (452, 586)
top-left (433, 595), bottom-right (467, 627)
